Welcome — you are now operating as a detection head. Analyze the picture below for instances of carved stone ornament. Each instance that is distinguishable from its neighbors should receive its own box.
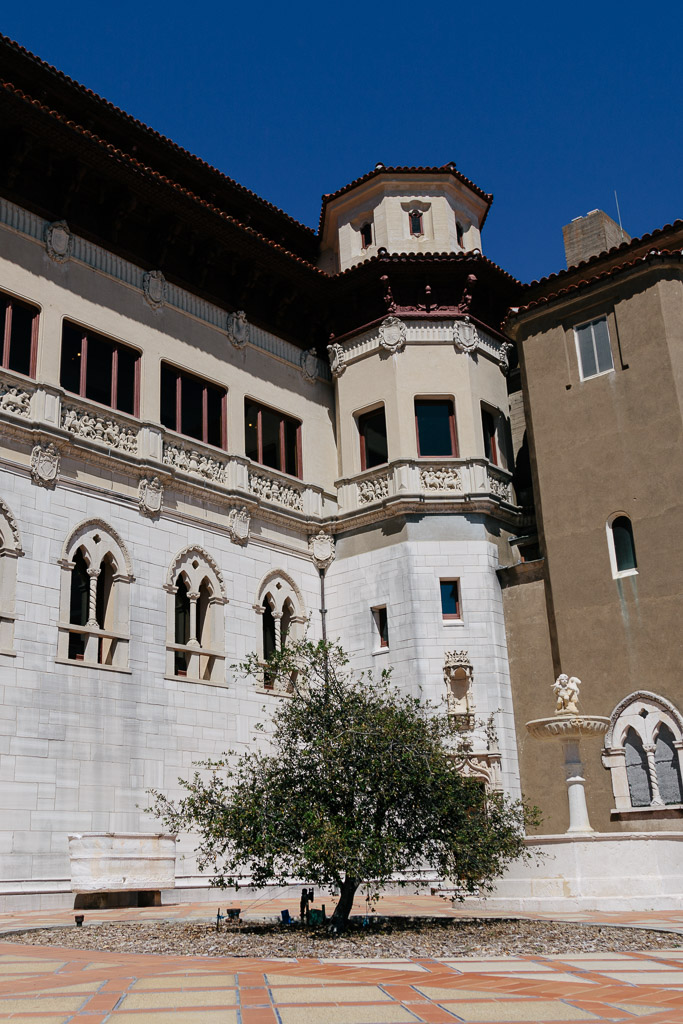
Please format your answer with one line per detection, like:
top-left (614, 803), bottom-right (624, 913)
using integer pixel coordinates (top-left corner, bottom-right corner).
top-left (327, 342), bottom-right (346, 378)
top-left (552, 673), bottom-right (581, 716)
top-left (309, 530), bottom-right (335, 570)
top-left (444, 650), bottom-right (474, 716)
top-left (30, 442), bottom-right (60, 487)
top-left (143, 270), bottom-right (167, 309)
top-left (378, 315), bottom-right (407, 354)
top-left (62, 406), bottom-right (138, 453)
top-left (227, 310), bottom-right (250, 349)
top-left (300, 349), bottom-right (318, 384)
top-left (45, 221), bottom-right (72, 263)
top-left (498, 341), bottom-right (513, 375)
top-left (487, 473), bottom-right (511, 502)
top-left (357, 475), bottom-right (389, 505)
top-left (0, 382), bottom-right (32, 418)
top-left (162, 442), bottom-right (227, 483)
top-left (138, 476), bottom-right (163, 517)
top-left (453, 316), bottom-right (478, 354)
top-left (420, 466), bottom-right (462, 492)
top-left (248, 472), bottom-right (304, 511)
top-left (228, 506), bottom-right (251, 545)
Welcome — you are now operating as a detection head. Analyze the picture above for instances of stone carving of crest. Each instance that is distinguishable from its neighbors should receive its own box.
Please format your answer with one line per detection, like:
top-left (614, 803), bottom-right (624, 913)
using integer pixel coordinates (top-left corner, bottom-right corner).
top-left (143, 270), bottom-right (167, 309)
top-left (300, 349), bottom-right (318, 384)
top-left (378, 316), bottom-right (406, 354)
top-left (327, 342), bottom-right (346, 378)
top-left (45, 221), bottom-right (72, 263)
top-left (309, 530), bottom-right (335, 570)
top-left (453, 316), bottom-right (478, 354)
top-left (228, 506), bottom-right (251, 546)
top-left (30, 442), bottom-right (60, 487)
top-left (444, 650), bottom-right (474, 716)
top-left (138, 476), bottom-right (163, 517)
top-left (227, 310), bottom-right (250, 349)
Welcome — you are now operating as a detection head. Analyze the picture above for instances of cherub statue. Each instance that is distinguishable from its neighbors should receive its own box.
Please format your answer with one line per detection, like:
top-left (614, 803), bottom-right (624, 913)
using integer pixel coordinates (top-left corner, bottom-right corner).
top-left (552, 673), bottom-right (580, 715)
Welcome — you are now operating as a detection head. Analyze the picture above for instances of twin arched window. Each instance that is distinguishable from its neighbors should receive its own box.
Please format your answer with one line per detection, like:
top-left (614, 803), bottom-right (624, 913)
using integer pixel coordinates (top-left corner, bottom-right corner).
top-left (255, 572), bottom-right (306, 693)
top-left (603, 692), bottom-right (683, 812)
top-left (165, 547), bottom-right (227, 684)
top-left (58, 521), bottom-right (134, 669)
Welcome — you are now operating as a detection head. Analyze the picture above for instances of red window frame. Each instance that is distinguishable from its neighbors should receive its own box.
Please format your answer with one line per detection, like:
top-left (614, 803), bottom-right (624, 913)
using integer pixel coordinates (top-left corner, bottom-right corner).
top-left (373, 606), bottom-right (389, 648)
top-left (409, 210), bottom-right (423, 236)
top-left (245, 399), bottom-right (302, 479)
top-left (440, 579), bottom-right (461, 620)
top-left (1, 293), bottom-right (39, 378)
top-left (62, 323), bottom-right (140, 416)
top-left (481, 406), bottom-right (499, 466)
top-left (415, 398), bottom-right (458, 458)
top-left (162, 363), bottom-right (227, 448)
top-left (358, 406), bottom-right (388, 471)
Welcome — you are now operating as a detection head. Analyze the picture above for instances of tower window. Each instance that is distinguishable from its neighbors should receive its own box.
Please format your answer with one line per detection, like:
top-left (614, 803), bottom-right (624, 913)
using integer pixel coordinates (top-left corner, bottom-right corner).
top-left (358, 406), bottom-right (388, 470)
top-left (415, 399), bottom-right (458, 457)
top-left (607, 514), bottom-right (638, 578)
top-left (409, 210), bottom-right (424, 236)
top-left (575, 317), bottom-right (614, 380)
top-left (360, 222), bottom-right (373, 249)
top-left (440, 579), bottom-right (461, 620)
top-left (481, 407), bottom-right (499, 465)
top-left (456, 222), bottom-right (465, 248)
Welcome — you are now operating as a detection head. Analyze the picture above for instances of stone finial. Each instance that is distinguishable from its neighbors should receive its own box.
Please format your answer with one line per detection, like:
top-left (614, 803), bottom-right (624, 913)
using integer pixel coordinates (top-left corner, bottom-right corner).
top-left (553, 673), bottom-right (581, 715)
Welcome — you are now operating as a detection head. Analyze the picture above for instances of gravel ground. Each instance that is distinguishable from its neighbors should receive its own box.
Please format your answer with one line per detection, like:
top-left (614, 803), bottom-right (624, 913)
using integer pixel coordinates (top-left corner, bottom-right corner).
top-left (7, 918), bottom-right (683, 959)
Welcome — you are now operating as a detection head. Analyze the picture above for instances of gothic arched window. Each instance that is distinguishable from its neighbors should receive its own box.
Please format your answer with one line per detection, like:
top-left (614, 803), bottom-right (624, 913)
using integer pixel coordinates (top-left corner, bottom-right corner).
top-left (254, 571), bottom-right (306, 694)
top-left (165, 546), bottom-right (227, 685)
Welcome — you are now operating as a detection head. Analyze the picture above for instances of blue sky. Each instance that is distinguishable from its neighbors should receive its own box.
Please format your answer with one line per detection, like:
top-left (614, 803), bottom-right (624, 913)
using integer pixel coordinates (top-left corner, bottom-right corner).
top-left (2, 1), bottom-right (681, 283)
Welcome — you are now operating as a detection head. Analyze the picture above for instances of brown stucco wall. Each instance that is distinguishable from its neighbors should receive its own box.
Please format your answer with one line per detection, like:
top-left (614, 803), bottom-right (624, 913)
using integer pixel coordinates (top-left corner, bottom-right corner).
top-left (512, 266), bottom-right (683, 832)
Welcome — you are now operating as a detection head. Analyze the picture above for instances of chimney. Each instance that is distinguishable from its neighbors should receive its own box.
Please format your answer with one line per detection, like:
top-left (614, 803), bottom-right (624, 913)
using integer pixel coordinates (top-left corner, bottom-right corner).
top-left (562, 210), bottom-right (630, 268)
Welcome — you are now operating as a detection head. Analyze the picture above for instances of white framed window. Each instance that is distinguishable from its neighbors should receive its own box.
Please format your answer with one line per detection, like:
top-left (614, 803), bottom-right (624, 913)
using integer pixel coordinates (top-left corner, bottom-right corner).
top-left (254, 571), bottom-right (307, 693)
top-left (165, 546), bottom-right (227, 685)
top-left (0, 499), bottom-right (23, 655)
top-left (602, 692), bottom-right (683, 813)
top-left (57, 519), bottom-right (133, 670)
top-left (574, 316), bottom-right (614, 380)
top-left (606, 512), bottom-right (638, 579)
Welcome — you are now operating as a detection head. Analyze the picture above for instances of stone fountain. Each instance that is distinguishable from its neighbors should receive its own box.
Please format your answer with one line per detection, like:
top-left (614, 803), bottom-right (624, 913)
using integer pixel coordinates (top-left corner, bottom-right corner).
top-left (526, 674), bottom-right (609, 833)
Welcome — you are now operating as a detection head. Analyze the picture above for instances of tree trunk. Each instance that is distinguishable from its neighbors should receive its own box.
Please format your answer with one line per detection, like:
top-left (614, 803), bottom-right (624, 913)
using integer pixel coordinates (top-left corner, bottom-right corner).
top-left (331, 876), bottom-right (359, 931)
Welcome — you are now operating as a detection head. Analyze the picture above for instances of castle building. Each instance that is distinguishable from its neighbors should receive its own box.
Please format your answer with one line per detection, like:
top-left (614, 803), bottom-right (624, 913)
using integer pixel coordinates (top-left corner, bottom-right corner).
top-left (0, 34), bottom-right (680, 909)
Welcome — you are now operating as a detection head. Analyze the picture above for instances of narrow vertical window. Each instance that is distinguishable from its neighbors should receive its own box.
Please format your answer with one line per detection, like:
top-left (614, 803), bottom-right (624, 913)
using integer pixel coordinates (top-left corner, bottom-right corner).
top-left (60, 322), bottom-right (140, 415)
top-left (440, 579), bottom-right (461, 620)
top-left (1, 292), bottom-right (38, 378)
top-left (481, 408), bottom-right (498, 465)
top-left (575, 317), bottom-right (614, 380)
top-left (415, 399), bottom-right (457, 457)
top-left (624, 728), bottom-right (653, 807)
top-left (654, 725), bottom-right (683, 805)
top-left (358, 406), bottom-right (388, 470)
top-left (68, 548), bottom-right (90, 661)
top-left (161, 363), bottom-right (227, 448)
top-left (262, 600), bottom-right (277, 662)
top-left (373, 606), bottom-right (389, 649)
top-left (607, 514), bottom-right (637, 578)
top-left (244, 400), bottom-right (302, 478)
top-left (360, 222), bottom-right (373, 249)
top-left (174, 577), bottom-right (190, 676)
top-left (409, 210), bottom-right (423, 236)
top-left (456, 222), bottom-right (465, 248)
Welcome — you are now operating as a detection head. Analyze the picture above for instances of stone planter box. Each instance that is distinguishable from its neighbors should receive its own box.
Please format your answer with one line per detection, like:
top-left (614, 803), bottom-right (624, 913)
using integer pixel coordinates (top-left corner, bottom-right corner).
top-left (68, 832), bottom-right (176, 893)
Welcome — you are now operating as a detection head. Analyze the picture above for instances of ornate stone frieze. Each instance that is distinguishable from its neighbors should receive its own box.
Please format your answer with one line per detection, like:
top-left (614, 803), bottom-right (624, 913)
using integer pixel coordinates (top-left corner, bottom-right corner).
top-left (248, 472), bottom-right (304, 510)
top-left (143, 270), bottom-right (167, 309)
top-left (227, 310), bottom-right (249, 349)
top-left (30, 442), bottom-right (60, 487)
top-left (487, 472), bottom-right (511, 501)
top-left (300, 348), bottom-right (318, 384)
top-left (138, 476), bottom-right (163, 517)
top-left (453, 316), bottom-right (478, 353)
top-left (420, 466), bottom-right (462, 492)
top-left (0, 382), bottom-right (32, 418)
top-left (162, 442), bottom-right (227, 482)
top-left (228, 506), bottom-right (251, 545)
top-left (327, 342), bottom-right (346, 378)
top-left (309, 530), bottom-right (335, 570)
top-left (45, 220), bottom-right (72, 263)
top-left (62, 406), bottom-right (139, 453)
top-left (378, 316), bottom-right (406, 354)
top-left (357, 475), bottom-right (389, 505)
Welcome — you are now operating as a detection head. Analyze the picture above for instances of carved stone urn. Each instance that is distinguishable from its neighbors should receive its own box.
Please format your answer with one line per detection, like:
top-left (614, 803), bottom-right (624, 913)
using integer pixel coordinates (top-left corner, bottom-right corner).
top-left (526, 675), bottom-right (609, 834)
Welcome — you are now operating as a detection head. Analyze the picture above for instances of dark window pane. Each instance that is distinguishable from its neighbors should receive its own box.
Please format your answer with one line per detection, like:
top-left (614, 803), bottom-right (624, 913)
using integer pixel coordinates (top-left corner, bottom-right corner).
top-left (7, 303), bottom-right (34, 376)
top-left (655, 724), bottom-right (683, 805)
top-left (375, 607), bottom-right (388, 647)
top-left (86, 334), bottom-right (114, 407)
top-left (613, 516), bottom-right (637, 572)
top-left (116, 345), bottom-right (137, 415)
top-left (625, 728), bottom-right (653, 807)
top-left (174, 576), bottom-right (190, 674)
top-left (416, 400), bottom-right (454, 456)
top-left (206, 386), bottom-right (223, 447)
top-left (283, 417), bottom-right (299, 476)
top-left (440, 580), bottom-right (460, 617)
top-left (180, 373), bottom-right (204, 441)
top-left (482, 409), bottom-right (497, 463)
top-left (160, 364), bottom-right (177, 430)
top-left (410, 211), bottom-right (422, 234)
top-left (61, 323), bottom-right (84, 395)
top-left (69, 549), bottom-right (90, 626)
top-left (359, 407), bottom-right (387, 468)
top-left (261, 406), bottom-right (281, 470)
top-left (361, 223), bottom-right (372, 248)
top-left (262, 601), bottom-right (276, 660)
top-left (245, 401), bottom-right (259, 461)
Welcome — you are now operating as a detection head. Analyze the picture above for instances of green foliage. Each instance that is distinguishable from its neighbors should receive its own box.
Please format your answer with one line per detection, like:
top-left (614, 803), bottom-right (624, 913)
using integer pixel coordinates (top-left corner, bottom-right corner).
top-left (150, 638), bottom-right (538, 927)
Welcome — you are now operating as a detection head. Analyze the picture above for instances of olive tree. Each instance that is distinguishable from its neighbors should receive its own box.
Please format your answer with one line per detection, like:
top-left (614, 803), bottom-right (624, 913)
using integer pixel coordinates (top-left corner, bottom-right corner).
top-left (150, 639), bottom-right (536, 929)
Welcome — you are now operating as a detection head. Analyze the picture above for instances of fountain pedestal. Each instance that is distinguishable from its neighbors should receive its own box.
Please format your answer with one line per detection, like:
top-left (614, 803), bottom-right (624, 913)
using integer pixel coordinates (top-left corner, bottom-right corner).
top-left (526, 715), bottom-right (609, 833)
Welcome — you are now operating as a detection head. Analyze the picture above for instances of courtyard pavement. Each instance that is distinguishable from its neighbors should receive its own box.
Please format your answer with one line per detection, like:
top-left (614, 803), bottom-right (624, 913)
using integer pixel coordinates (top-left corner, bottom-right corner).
top-left (0, 894), bottom-right (682, 1022)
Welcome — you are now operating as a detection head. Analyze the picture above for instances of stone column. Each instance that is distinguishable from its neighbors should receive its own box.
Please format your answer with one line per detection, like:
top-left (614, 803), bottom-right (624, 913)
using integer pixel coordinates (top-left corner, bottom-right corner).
top-left (86, 567), bottom-right (100, 628)
top-left (562, 736), bottom-right (594, 833)
top-left (186, 592), bottom-right (200, 648)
